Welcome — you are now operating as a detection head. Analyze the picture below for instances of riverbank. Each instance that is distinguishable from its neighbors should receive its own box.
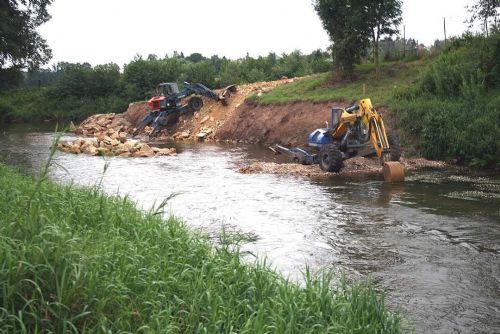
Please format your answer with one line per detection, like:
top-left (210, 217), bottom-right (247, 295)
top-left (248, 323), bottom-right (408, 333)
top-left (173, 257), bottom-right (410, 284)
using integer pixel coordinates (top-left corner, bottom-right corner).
top-left (0, 162), bottom-right (402, 332)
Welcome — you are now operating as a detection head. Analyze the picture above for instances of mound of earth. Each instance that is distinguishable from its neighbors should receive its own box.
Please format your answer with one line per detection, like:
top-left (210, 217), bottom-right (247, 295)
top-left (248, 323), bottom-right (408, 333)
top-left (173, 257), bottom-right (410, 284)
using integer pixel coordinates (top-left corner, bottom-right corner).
top-left (118, 78), bottom-right (299, 141)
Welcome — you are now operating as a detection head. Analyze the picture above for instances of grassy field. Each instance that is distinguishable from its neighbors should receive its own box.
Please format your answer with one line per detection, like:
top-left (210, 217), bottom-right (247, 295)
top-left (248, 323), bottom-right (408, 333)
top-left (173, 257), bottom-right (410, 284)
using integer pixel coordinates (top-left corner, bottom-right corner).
top-left (248, 60), bottom-right (428, 106)
top-left (0, 161), bottom-right (402, 333)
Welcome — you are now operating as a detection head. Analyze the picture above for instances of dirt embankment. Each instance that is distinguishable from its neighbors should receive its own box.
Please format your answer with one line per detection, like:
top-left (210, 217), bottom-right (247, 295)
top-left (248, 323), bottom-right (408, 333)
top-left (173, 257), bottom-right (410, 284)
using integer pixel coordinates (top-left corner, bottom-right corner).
top-left (115, 78), bottom-right (300, 142)
top-left (74, 78), bottom-right (363, 147)
top-left (216, 101), bottom-right (347, 146)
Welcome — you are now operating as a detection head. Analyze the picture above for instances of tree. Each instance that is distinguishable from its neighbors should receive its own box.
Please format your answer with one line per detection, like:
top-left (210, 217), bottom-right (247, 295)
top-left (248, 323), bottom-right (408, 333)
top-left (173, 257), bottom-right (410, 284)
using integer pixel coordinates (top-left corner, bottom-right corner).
top-left (0, 0), bottom-right (53, 88)
top-left (313, 0), bottom-right (371, 78)
top-left (314, 0), bottom-right (402, 77)
top-left (186, 53), bottom-right (204, 63)
top-left (367, 0), bottom-right (402, 75)
top-left (467, 0), bottom-right (499, 36)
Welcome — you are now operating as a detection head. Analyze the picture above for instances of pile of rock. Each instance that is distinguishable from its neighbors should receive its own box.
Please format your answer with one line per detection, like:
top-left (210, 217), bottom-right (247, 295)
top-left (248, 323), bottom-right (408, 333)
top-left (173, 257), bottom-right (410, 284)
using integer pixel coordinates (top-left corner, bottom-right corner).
top-left (73, 113), bottom-right (132, 137)
top-left (58, 137), bottom-right (176, 158)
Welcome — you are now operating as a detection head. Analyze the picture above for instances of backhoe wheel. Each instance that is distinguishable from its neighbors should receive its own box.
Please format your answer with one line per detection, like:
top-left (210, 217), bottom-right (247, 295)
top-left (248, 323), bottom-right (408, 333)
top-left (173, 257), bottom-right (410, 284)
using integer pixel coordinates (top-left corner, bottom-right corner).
top-left (319, 145), bottom-right (343, 172)
top-left (387, 133), bottom-right (402, 161)
top-left (188, 96), bottom-right (203, 111)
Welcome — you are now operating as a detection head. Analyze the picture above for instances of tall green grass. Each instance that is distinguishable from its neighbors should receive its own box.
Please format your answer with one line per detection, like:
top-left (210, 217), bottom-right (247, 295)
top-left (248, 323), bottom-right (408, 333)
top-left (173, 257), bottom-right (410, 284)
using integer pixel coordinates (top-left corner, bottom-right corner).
top-left (0, 161), bottom-right (402, 332)
top-left (247, 61), bottom-right (427, 105)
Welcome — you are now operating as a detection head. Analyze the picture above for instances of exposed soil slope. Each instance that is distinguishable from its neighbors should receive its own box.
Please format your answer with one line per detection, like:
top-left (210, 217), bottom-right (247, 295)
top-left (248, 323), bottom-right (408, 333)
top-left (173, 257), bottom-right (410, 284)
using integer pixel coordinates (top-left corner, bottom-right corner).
top-left (118, 79), bottom-right (298, 142)
top-left (216, 101), bottom-right (347, 146)
top-left (75, 77), bottom-right (386, 148)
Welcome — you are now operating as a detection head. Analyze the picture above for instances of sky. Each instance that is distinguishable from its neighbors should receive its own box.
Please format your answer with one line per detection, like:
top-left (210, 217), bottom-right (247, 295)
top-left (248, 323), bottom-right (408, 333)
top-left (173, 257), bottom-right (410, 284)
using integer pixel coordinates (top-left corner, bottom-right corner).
top-left (38, 0), bottom-right (475, 67)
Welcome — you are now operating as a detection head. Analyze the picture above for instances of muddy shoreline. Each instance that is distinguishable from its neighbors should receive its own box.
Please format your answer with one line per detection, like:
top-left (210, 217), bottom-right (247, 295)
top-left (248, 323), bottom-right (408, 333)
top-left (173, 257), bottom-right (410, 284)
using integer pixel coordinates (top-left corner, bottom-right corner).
top-left (238, 156), bottom-right (447, 178)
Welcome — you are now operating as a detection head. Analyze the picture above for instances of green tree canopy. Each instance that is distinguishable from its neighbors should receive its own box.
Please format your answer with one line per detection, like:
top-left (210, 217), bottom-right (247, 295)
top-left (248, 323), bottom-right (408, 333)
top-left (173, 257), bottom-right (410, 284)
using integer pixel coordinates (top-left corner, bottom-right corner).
top-left (314, 0), bottom-right (402, 77)
top-left (367, 0), bottom-right (402, 74)
top-left (313, 0), bottom-right (371, 77)
top-left (468, 0), bottom-right (499, 35)
top-left (0, 0), bottom-right (53, 88)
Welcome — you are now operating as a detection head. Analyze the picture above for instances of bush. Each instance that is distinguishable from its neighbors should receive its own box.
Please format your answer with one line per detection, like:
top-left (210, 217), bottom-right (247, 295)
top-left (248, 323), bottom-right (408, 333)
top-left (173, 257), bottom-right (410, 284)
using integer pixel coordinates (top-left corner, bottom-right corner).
top-left (391, 32), bottom-right (500, 167)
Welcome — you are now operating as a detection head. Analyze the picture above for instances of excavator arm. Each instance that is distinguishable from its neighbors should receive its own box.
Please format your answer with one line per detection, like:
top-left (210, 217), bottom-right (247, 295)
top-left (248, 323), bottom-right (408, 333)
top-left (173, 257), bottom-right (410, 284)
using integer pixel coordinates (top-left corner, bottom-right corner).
top-left (359, 99), bottom-right (391, 162)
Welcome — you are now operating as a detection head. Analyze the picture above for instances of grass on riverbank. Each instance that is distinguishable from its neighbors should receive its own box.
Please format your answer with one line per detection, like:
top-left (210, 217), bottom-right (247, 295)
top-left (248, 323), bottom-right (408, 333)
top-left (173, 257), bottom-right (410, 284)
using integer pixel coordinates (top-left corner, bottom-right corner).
top-left (247, 60), bottom-right (428, 106)
top-left (0, 162), bottom-right (402, 333)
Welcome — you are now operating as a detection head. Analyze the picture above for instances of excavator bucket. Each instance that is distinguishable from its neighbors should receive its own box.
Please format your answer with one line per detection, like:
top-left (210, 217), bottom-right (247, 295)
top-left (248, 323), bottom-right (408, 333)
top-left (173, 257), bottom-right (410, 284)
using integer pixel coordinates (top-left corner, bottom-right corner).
top-left (382, 161), bottom-right (405, 182)
top-left (218, 85), bottom-right (237, 105)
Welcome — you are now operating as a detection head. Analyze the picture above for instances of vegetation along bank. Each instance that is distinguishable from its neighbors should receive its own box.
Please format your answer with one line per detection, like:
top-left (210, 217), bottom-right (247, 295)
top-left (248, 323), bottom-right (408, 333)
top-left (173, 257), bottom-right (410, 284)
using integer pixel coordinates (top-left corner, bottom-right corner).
top-left (0, 162), bottom-right (402, 332)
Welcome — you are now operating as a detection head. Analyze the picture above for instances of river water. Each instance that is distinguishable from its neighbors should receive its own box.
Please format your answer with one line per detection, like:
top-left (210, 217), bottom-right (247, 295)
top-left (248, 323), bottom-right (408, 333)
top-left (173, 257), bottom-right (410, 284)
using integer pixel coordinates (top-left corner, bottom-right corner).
top-left (1, 124), bottom-right (499, 333)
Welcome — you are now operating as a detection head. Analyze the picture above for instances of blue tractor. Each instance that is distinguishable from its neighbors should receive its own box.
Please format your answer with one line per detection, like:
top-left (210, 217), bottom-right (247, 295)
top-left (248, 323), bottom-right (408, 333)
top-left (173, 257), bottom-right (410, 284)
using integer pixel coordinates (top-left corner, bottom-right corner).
top-left (272, 99), bottom-right (402, 175)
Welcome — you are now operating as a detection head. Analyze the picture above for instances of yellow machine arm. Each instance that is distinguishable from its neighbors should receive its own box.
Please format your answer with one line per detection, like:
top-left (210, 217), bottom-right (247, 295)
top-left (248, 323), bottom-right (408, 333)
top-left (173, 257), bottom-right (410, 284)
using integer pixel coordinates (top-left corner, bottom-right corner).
top-left (358, 99), bottom-right (391, 162)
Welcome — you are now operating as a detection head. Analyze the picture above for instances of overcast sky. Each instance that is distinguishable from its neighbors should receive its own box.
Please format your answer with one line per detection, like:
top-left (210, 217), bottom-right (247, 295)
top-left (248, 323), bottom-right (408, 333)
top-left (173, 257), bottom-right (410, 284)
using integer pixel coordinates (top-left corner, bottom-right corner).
top-left (38, 0), bottom-right (475, 67)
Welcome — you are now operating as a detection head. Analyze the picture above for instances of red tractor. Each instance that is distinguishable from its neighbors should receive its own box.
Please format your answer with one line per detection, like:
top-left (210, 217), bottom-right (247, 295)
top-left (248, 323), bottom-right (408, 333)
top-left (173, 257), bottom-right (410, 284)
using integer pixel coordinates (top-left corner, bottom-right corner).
top-left (133, 82), bottom-right (236, 137)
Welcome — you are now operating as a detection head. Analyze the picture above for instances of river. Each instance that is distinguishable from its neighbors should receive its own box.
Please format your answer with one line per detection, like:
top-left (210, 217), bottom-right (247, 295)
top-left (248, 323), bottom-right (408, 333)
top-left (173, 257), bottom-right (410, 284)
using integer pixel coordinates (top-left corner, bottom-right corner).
top-left (1, 124), bottom-right (499, 333)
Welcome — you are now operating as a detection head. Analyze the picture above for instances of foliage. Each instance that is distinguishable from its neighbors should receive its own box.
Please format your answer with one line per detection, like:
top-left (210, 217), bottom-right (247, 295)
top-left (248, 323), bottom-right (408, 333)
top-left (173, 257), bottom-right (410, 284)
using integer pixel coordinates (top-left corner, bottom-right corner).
top-left (0, 88), bottom-right (128, 123)
top-left (390, 32), bottom-right (500, 167)
top-left (0, 0), bottom-right (53, 89)
top-left (314, 0), bottom-right (404, 77)
top-left (314, 0), bottom-right (371, 77)
top-left (467, 0), bottom-right (500, 35)
top-left (0, 163), bottom-right (402, 332)
top-left (367, 0), bottom-right (403, 74)
top-left (183, 60), bottom-right (216, 88)
top-left (50, 63), bottom-right (121, 99)
top-left (0, 49), bottom-right (332, 123)
top-left (122, 56), bottom-right (184, 101)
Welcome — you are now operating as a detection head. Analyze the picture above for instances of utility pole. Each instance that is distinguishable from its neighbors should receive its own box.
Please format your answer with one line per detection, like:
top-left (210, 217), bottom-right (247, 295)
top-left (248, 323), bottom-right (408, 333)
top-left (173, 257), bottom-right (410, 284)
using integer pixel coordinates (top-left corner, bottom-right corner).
top-left (444, 17), bottom-right (447, 46)
top-left (403, 25), bottom-right (406, 58)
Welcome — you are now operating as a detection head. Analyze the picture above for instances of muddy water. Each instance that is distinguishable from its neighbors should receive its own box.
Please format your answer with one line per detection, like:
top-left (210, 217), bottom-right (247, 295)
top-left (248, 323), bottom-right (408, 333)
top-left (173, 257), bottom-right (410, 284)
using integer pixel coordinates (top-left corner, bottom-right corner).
top-left (1, 124), bottom-right (499, 333)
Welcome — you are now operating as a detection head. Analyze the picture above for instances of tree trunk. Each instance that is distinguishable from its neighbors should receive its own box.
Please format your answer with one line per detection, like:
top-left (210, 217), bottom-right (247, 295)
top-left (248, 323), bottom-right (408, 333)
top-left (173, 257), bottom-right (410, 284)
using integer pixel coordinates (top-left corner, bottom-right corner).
top-left (375, 38), bottom-right (380, 78)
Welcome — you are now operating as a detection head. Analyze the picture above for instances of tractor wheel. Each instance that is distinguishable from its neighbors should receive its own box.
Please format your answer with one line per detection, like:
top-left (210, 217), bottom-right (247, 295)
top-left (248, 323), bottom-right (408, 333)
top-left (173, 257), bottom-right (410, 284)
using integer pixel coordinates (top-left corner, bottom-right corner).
top-left (319, 145), bottom-right (343, 172)
top-left (387, 132), bottom-right (402, 161)
top-left (188, 96), bottom-right (203, 111)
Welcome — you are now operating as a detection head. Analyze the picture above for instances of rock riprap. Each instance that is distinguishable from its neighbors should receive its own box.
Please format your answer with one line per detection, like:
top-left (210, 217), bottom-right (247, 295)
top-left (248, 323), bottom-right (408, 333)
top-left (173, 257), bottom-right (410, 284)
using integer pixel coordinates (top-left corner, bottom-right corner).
top-left (58, 137), bottom-right (176, 158)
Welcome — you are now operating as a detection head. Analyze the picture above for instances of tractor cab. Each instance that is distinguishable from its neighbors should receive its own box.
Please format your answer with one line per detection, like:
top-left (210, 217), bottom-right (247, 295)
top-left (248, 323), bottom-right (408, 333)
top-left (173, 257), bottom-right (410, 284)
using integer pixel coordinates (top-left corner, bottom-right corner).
top-left (157, 83), bottom-right (180, 96)
top-left (148, 83), bottom-right (180, 111)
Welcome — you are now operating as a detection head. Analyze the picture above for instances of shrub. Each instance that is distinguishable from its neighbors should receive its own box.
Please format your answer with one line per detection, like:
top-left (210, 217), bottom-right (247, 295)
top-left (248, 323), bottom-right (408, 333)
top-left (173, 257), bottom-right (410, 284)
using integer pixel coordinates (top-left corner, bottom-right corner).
top-left (390, 32), bottom-right (500, 167)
